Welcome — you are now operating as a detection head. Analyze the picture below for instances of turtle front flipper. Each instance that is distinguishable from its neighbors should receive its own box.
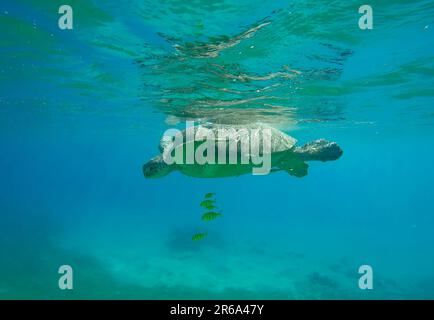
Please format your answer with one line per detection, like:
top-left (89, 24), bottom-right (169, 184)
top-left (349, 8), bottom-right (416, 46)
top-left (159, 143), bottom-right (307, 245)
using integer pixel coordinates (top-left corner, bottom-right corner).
top-left (275, 155), bottom-right (309, 177)
top-left (284, 159), bottom-right (309, 177)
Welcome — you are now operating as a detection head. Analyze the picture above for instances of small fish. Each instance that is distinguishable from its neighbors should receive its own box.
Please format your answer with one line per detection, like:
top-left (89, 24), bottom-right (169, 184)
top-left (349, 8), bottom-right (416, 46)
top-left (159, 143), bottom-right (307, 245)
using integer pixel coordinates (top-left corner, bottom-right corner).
top-left (192, 232), bottom-right (208, 241)
top-left (204, 193), bottom-right (215, 199)
top-left (201, 211), bottom-right (222, 221)
top-left (204, 204), bottom-right (217, 210)
top-left (200, 200), bottom-right (216, 208)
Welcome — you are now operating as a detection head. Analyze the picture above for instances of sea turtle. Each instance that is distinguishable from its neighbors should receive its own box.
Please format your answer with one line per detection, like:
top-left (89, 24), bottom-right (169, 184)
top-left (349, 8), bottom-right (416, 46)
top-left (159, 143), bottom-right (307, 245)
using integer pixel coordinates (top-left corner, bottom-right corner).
top-left (143, 124), bottom-right (343, 179)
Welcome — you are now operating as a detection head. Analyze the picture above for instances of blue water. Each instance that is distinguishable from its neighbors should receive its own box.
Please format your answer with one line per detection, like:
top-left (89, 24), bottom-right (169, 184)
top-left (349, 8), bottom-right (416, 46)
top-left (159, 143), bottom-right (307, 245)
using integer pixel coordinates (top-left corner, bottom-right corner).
top-left (1, 0), bottom-right (434, 299)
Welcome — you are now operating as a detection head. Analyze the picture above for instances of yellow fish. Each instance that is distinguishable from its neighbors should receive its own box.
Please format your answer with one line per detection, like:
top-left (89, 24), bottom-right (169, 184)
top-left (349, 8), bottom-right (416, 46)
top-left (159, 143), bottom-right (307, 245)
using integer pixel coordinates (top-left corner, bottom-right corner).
top-left (192, 232), bottom-right (208, 241)
top-left (204, 193), bottom-right (215, 199)
top-left (200, 200), bottom-right (216, 209)
top-left (201, 212), bottom-right (222, 221)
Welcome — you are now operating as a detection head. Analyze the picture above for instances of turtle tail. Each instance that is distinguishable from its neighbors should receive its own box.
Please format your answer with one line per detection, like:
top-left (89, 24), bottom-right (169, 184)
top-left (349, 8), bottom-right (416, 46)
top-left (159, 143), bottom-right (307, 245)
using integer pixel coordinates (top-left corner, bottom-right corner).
top-left (293, 139), bottom-right (343, 162)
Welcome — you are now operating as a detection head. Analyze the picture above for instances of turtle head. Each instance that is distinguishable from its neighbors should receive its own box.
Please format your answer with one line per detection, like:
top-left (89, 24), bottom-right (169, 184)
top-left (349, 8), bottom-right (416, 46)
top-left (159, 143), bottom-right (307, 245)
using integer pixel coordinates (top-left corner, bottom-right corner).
top-left (142, 156), bottom-right (174, 179)
top-left (294, 139), bottom-right (343, 162)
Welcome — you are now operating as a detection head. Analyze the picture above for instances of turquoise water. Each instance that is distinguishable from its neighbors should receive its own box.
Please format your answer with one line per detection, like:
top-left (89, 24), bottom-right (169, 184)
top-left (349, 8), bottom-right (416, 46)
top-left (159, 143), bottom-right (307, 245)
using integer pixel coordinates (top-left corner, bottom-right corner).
top-left (1, 0), bottom-right (434, 299)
